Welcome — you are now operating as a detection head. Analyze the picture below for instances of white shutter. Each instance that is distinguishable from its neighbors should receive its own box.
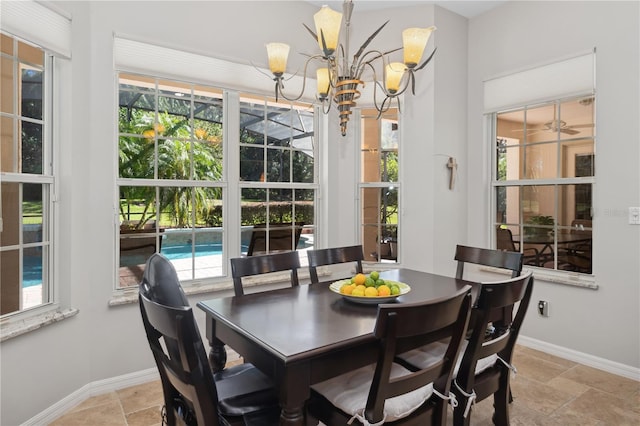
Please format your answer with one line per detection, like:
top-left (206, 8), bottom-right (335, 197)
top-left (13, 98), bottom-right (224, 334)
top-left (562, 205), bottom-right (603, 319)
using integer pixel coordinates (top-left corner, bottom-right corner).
top-left (484, 51), bottom-right (595, 112)
top-left (1, 0), bottom-right (71, 58)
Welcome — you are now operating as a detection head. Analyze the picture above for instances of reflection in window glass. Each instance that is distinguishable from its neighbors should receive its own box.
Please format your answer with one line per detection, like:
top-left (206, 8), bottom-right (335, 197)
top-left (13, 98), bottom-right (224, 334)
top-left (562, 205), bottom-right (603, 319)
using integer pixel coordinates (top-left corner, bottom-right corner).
top-left (493, 95), bottom-right (595, 275)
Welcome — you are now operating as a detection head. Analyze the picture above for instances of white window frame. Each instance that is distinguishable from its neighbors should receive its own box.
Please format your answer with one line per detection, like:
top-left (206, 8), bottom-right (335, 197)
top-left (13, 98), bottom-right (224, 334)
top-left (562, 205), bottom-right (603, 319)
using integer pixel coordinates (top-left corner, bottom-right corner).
top-left (113, 40), bottom-right (318, 292)
top-left (0, 0), bottom-right (76, 341)
top-left (357, 108), bottom-right (401, 265)
top-left (484, 52), bottom-right (597, 288)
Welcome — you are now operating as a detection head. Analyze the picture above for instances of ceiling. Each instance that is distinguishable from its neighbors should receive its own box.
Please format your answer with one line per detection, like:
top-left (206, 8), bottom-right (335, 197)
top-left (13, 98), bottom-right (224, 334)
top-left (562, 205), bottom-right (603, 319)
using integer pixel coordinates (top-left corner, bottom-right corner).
top-left (304, 1), bottom-right (509, 19)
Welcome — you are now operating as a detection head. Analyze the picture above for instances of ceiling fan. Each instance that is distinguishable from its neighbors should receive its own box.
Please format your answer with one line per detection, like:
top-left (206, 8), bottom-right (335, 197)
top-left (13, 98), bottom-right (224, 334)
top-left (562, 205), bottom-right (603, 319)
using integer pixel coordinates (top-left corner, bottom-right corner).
top-left (525, 119), bottom-right (592, 136)
top-left (514, 100), bottom-right (594, 136)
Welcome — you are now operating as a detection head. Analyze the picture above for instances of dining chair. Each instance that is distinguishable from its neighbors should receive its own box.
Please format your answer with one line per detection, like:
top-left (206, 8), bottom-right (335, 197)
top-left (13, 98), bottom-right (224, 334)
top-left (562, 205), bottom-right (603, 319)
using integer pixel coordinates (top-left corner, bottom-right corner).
top-left (246, 222), bottom-right (305, 256)
top-left (397, 271), bottom-right (534, 426)
top-left (454, 244), bottom-right (524, 280)
top-left (306, 244), bottom-right (364, 284)
top-left (496, 227), bottom-right (540, 266)
top-left (230, 250), bottom-right (301, 296)
top-left (558, 219), bottom-right (592, 273)
top-left (138, 253), bottom-right (280, 425)
top-left (306, 286), bottom-right (473, 426)
top-left (452, 270), bottom-right (534, 426)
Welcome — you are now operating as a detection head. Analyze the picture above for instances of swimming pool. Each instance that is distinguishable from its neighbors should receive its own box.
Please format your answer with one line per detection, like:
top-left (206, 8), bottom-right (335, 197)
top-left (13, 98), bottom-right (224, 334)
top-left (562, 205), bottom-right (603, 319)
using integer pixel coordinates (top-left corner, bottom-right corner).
top-left (160, 243), bottom-right (227, 260)
top-left (23, 256), bottom-right (43, 288)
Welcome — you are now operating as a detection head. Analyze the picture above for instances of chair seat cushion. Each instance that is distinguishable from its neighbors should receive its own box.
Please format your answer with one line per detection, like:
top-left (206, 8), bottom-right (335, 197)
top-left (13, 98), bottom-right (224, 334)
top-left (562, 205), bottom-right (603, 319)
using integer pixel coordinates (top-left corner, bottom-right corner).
top-left (310, 362), bottom-right (434, 422)
top-left (398, 340), bottom-right (498, 376)
top-left (214, 363), bottom-right (279, 417)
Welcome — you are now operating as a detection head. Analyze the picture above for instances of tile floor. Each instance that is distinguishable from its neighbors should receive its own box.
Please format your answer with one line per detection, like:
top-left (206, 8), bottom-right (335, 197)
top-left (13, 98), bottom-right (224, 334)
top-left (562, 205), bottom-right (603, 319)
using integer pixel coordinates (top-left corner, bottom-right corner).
top-left (50, 345), bottom-right (639, 426)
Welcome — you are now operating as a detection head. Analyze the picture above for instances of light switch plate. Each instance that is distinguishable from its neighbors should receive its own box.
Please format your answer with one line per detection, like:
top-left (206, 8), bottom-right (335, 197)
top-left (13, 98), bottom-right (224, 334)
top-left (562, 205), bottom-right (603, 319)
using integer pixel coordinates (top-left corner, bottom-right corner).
top-left (629, 207), bottom-right (640, 225)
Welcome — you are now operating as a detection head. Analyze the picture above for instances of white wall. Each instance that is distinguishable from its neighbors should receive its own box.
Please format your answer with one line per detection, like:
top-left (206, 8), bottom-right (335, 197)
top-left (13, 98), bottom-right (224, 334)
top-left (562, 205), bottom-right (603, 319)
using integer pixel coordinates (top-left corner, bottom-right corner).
top-left (0, 2), bottom-right (318, 425)
top-left (1, 1), bottom-right (638, 425)
top-left (466, 1), bottom-right (640, 368)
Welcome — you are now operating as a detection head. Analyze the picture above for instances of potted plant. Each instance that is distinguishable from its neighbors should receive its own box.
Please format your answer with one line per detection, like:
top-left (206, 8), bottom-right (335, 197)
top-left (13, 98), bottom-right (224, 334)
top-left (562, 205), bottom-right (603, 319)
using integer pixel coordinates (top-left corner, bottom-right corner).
top-left (525, 215), bottom-right (554, 237)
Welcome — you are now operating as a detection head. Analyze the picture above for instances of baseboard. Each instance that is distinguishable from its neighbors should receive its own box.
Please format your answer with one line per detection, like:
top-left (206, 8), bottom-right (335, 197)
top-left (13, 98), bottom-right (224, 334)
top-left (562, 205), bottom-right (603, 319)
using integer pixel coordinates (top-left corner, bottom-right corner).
top-left (24, 348), bottom-right (243, 426)
top-left (23, 368), bottom-right (159, 426)
top-left (518, 335), bottom-right (640, 381)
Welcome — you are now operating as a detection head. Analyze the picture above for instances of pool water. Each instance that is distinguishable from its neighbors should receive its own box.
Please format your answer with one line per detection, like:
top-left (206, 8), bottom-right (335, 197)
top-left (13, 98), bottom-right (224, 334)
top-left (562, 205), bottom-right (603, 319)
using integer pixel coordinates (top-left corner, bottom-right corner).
top-left (23, 256), bottom-right (43, 288)
top-left (161, 243), bottom-right (226, 260)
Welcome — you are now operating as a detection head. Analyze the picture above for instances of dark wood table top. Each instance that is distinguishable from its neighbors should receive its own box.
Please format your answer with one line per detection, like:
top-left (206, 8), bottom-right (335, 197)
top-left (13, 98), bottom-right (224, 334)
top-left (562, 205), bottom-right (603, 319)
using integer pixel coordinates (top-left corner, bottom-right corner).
top-left (197, 268), bottom-right (476, 425)
top-left (197, 268), bottom-right (475, 363)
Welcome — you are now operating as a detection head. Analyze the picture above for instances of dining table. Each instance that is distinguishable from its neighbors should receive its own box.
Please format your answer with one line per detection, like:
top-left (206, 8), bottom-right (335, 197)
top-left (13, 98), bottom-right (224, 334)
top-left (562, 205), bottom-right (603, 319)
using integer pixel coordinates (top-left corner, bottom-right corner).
top-left (197, 268), bottom-right (477, 426)
top-left (520, 232), bottom-right (592, 266)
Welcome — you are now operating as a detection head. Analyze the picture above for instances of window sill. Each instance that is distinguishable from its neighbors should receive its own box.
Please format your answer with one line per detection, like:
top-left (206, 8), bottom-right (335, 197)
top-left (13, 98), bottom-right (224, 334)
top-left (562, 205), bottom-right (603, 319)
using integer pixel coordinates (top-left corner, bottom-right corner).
top-left (109, 269), bottom-right (314, 306)
top-left (480, 266), bottom-right (597, 290)
top-left (109, 262), bottom-right (400, 306)
top-left (528, 268), bottom-right (597, 289)
top-left (0, 306), bottom-right (80, 342)
top-left (109, 278), bottom-right (238, 306)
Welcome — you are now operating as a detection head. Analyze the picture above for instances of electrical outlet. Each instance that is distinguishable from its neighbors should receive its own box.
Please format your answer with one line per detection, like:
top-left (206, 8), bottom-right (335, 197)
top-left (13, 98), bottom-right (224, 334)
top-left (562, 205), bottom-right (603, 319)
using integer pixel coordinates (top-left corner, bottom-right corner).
top-left (538, 300), bottom-right (549, 317)
top-left (629, 207), bottom-right (640, 225)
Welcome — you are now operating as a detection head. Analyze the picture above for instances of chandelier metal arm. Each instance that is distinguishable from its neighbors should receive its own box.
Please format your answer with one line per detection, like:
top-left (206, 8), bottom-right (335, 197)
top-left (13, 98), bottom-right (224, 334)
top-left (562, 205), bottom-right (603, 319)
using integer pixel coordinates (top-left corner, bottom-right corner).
top-left (264, 0), bottom-right (437, 136)
top-left (274, 53), bottom-right (326, 102)
top-left (414, 47), bottom-right (438, 72)
top-left (351, 20), bottom-right (390, 66)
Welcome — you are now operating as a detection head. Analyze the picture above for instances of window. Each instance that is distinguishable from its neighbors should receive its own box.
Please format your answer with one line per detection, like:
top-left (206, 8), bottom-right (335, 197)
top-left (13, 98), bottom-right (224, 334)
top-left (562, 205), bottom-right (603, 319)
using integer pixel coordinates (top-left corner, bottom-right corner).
top-left (360, 108), bottom-right (399, 263)
top-left (238, 93), bottom-right (315, 257)
top-left (0, 33), bottom-right (53, 316)
top-left (117, 74), bottom-right (315, 289)
top-left (492, 95), bottom-right (595, 274)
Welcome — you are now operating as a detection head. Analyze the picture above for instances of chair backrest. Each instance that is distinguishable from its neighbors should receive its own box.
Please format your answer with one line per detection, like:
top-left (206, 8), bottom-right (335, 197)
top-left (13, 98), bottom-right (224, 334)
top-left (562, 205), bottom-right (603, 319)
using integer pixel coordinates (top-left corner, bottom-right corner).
top-left (570, 219), bottom-right (592, 235)
top-left (230, 251), bottom-right (301, 296)
top-left (364, 286), bottom-right (472, 424)
top-left (455, 271), bottom-right (534, 406)
top-left (139, 254), bottom-right (220, 426)
top-left (306, 245), bottom-right (364, 284)
top-left (455, 244), bottom-right (523, 279)
top-left (495, 227), bottom-right (520, 253)
top-left (247, 222), bottom-right (304, 256)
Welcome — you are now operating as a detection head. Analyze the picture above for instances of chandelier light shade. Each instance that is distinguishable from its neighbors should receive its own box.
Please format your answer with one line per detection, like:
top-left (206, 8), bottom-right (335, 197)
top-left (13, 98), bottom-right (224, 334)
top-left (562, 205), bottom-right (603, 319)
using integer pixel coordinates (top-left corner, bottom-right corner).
top-left (385, 62), bottom-right (406, 94)
top-left (402, 27), bottom-right (436, 68)
top-left (266, 43), bottom-right (290, 77)
top-left (313, 6), bottom-right (342, 55)
top-left (316, 68), bottom-right (330, 99)
top-left (264, 0), bottom-right (437, 136)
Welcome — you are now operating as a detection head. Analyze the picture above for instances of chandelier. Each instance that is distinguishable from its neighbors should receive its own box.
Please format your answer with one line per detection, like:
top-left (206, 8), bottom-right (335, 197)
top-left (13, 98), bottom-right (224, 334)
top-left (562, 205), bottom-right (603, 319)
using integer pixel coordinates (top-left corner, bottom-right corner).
top-left (265, 0), bottom-right (436, 136)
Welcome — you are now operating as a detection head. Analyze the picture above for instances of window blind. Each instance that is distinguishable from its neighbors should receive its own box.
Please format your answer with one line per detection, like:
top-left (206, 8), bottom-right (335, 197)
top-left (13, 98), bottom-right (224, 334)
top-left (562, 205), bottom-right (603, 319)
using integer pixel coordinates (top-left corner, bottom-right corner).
top-left (1, 0), bottom-right (71, 58)
top-left (484, 51), bottom-right (595, 112)
top-left (113, 36), bottom-right (306, 98)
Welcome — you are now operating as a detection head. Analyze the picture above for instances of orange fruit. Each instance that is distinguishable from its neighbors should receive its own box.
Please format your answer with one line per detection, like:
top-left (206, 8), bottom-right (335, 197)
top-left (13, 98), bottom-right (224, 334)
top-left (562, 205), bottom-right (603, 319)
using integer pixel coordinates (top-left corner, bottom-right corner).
top-left (364, 287), bottom-right (379, 297)
top-left (352, 287), bottom-right (365, 297)
top-left (353, 273), bottom-right (366, 286)
top-left (340, 284), bottom-right (354, 295)
top-left (377, 285), bottom-right (391, 296)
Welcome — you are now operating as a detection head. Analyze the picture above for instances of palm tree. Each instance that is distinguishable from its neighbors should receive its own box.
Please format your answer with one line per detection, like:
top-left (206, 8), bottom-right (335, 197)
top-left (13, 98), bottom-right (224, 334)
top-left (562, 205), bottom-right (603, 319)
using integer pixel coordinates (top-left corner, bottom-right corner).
top-left (119, 108), bottom-right (222, 229)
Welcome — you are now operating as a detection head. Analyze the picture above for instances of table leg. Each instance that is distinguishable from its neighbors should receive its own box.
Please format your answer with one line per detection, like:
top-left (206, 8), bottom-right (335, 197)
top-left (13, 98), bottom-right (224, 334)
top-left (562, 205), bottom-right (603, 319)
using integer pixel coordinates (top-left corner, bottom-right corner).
top-left (279, 407), bottom-right (305, 426)
top-left (207, 337), bottom-right (227, 373)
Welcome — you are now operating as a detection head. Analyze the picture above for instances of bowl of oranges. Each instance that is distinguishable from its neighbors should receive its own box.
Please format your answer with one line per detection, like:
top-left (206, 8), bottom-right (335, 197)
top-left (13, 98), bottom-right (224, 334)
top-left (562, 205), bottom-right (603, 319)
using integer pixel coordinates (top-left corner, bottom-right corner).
top-left (329, 271), bottom-right (410, 305)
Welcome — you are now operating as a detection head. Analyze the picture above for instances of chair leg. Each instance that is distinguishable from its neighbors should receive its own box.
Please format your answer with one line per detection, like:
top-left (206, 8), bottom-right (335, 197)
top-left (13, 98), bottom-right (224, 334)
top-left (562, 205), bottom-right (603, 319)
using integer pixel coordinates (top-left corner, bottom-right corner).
top-left (492, 376), bottom-right (511, 426)
top-left (452, 396), bottom-right (471, 426)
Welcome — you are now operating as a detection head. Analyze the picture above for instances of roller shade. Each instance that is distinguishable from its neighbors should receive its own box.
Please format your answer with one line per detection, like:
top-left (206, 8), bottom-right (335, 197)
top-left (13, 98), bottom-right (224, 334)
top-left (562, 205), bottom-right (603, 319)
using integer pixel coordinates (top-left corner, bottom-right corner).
top-left (0, 0), bottom-right (71, 58)
top-left (113, 36), bottom-right (306, 98)
top-left (484, 51), bottom-right (595, 112)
